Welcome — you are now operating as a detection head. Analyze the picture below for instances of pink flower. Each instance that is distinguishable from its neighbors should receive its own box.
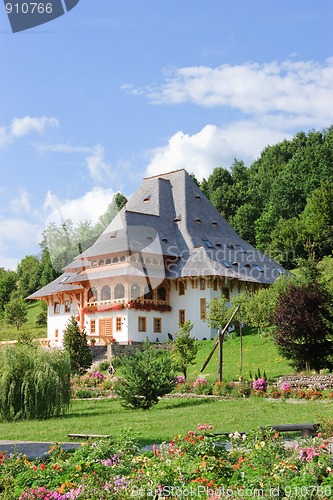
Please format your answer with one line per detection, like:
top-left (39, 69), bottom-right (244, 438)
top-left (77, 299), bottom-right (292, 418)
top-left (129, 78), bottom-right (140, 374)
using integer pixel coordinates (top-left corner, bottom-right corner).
top-left (252, 378), bottom-right (267, 391)
top-left (299, 447), bottom-right (320, 462)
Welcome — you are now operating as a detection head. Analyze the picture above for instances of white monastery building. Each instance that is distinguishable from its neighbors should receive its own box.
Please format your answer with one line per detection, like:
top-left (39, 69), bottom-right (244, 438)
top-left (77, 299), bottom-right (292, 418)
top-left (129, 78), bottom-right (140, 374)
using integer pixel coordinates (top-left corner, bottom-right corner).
top-left (29, 169), bottom-right (285, 346)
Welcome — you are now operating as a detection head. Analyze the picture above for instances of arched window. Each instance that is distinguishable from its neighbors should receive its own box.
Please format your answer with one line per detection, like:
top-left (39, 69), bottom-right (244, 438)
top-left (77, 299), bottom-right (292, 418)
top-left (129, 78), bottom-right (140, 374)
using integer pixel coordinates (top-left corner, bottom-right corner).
top-left (101, 285), bottom-right (111, 301)
top-left (98, 259), bottom-right (104, 266)
top-left (157, 286), bottom-right (166, 301)
top-left (112, 257), bottom-right (119, 263)
top-left (88, 287), bottom-right (98, 302)
top-left (144, 286), bottom-right (153, 300)
top-left (120, 255), bottom-right (126, 262)
top-left (105, 258), bottom-right (111, 264)
top-left (131, 283), bottom-right (140, 299)
top-left (145, 258), bottom-right (151, 264)
top-left (130, 255), bottom-right (136, 262)
top-left (114, 283), bottom-right (125, 299)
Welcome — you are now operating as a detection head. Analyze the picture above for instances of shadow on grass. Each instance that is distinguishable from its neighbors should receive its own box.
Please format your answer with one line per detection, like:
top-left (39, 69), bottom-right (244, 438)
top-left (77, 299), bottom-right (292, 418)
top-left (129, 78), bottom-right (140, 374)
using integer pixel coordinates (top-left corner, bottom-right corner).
top-left (157, 398), bottom-right (217, 411)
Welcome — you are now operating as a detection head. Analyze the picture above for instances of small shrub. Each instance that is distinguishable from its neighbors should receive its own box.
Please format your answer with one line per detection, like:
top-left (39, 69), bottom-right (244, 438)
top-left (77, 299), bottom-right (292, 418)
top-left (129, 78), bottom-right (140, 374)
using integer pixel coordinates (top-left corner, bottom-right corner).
top-left (114, 348), bottom-right (175, 410)
top-left (175, 375), bottom-right (186, 384)
top-left (280, 382), bottom-right (291, 391)
top-left (252, 377), bottom-right (268, 391)
top-left (212, 381), bottom-right (233, 397)
top-left (98, 361), bottom-right (110, 372)
top-left (175, 381), bottom-right (193, 394)
top-left (75, 388), bottom-right (97, 399)
top-left (230, 381), bottom-right (251, 398)
top-left (193, 377), bottom-right (213, 395)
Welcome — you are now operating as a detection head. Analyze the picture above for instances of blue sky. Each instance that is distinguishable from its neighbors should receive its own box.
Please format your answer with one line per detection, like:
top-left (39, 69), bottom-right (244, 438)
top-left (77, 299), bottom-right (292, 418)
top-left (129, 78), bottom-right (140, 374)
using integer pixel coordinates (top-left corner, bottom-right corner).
top-left (0, 0), bottom-right (332, 270)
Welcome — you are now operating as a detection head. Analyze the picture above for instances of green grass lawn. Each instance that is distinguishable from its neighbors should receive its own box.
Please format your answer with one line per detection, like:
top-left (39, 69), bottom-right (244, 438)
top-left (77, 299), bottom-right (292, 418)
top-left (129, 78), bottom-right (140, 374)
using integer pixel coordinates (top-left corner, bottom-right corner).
top-left (0, 301), bottom-right (46, 342)
top-left (0, 397), bottom-right (331, 446)
top-left (187, 329), bottom-right (291, 383)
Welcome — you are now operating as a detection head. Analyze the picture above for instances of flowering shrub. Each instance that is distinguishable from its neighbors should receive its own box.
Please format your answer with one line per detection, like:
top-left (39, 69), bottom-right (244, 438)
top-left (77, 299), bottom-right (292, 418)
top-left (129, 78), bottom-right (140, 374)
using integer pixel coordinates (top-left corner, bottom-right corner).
top-left (212, 381), bottom-right (233, 397)
top-left (175, 375), bottom-right (186, 384)
top-left (2, 427), bottom-right (333, 499)
top-left (193, 377), bottom-right (213, 395)
top-left (193, 376), bottom-right (207, 388)
top-left (280, 382), bottom-right (291, 391)
top-left (252, 377), bottom-right (268, 391)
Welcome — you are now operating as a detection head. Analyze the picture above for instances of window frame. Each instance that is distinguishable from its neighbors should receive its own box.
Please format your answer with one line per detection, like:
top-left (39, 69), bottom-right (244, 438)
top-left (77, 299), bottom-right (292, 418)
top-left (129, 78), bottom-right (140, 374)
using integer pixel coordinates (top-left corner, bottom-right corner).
top-left (90, 319), bottom-right (96, 335)
top-left (179, 309), bottom-right (185, 325)
top-left (138, 316), bottom-right (147, 332)
top-left (200, 298), bottom-right (206, 320)
top-left (116, 316), bottom-right (122, 332)
top-left (153, 317), bottom-right (162, 333)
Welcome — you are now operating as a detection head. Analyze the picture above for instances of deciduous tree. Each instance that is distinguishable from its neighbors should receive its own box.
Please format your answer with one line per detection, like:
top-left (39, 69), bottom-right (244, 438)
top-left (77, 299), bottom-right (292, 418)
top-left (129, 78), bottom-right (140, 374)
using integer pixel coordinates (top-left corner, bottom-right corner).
top-left (273, 283), bottom-right (333, 372)
top-left (172, 320), bottom-right (198, 380)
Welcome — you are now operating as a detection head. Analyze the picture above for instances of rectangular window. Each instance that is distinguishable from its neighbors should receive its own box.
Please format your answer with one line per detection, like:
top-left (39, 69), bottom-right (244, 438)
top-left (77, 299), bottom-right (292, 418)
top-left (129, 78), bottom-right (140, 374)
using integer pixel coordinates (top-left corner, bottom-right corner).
top-left (213, 279), bottom-right (218, 291)
top-left (153, 317), bottom-right (162, 333)
top-left (178, 280), bottom-right (185, 296)
top-left (116, 316), bottom-right (122, 332)
top-left (99, 318), bottom-right (113, 337)
top-left (64, 300), bottom-right (71, 313)
top-left (55, 329), bottom-right (59, 338)
top-left (54, 302), bottom-right (60, 314)
top-left (200, 278), bottom-right (206, 290)
top-left (200, 298), bottom-right (206, 320)
top-left (179, 309), bottom-right (185, 325)
top-left (223, 288), bottom-right (230, 301)
top-left (90, 319), bottom-right (96, 334)
top-left (138, 316), bottom-right (146, 332)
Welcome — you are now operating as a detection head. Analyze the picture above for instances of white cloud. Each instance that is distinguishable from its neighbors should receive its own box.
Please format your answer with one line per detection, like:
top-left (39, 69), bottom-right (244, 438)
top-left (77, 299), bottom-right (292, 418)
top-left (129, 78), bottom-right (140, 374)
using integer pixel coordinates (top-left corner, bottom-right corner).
top-left (36, 142), bottom-right (91, 154)
top-left (127, 58), bottom-right (333, 128)
top-left (0, 116), bottom-right (58, 149)
top-left (10, 189), bottom-right (31, 214)
top-left (10, 116), bottom-right (58, 138)
top-left (86, 144), bottom-right (113, 183)
top-left (146, 122), bottom-right (291, 180)
top-left (137, 57), bottom-right (333, 180)
top-left (0, 218), bottom-right (42, 251)
top-left (0, 256), bottom-right (19, 271)
top-left (43, 187), bottom-right (116, 227)
top-left (36, 141), bottom-right (121, 188)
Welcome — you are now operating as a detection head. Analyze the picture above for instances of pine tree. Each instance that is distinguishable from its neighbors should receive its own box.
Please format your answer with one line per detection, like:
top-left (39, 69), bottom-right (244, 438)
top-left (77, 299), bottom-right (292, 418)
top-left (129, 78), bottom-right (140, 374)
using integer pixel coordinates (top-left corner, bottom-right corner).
top-left (115, 348), bottom-right (175, 410)
top-left (63, 316), bottom-right (92, 375)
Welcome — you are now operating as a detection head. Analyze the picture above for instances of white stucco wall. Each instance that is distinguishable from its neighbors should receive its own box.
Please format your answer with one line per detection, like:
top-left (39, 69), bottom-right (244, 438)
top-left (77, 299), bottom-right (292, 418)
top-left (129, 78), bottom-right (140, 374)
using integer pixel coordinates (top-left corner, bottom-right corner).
top-left (47, 296), bottom-right (79, 347)
top-left (84, 310), bottom-right (129, 343)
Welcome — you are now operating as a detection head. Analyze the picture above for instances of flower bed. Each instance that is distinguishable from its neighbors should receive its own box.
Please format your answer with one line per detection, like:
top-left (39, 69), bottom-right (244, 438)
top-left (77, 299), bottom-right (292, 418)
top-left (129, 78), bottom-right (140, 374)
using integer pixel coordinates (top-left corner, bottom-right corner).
top-left (172, 378), bottom-right (333, 401)
top-left (1, 426), bottom-right (333, 499)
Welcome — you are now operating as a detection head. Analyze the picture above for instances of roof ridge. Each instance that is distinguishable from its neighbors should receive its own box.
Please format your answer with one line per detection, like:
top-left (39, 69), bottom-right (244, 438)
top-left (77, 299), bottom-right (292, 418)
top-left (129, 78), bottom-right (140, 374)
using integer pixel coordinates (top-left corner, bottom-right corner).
top-left (143, 168), bottom-right (185, 180)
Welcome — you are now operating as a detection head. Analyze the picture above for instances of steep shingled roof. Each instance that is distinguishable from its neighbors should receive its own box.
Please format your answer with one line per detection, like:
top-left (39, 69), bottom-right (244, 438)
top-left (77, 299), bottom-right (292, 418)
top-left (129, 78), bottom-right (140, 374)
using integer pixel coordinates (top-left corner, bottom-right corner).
top-left (28, 169), bottom-right (286, 299)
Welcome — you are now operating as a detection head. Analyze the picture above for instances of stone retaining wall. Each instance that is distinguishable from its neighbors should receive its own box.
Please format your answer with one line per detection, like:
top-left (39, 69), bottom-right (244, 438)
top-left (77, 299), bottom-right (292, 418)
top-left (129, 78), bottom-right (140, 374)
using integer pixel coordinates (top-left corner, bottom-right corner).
top-left (107, 342), bottom-right (172, 359)
top-left (278, 374), bottom-right (333, 389)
